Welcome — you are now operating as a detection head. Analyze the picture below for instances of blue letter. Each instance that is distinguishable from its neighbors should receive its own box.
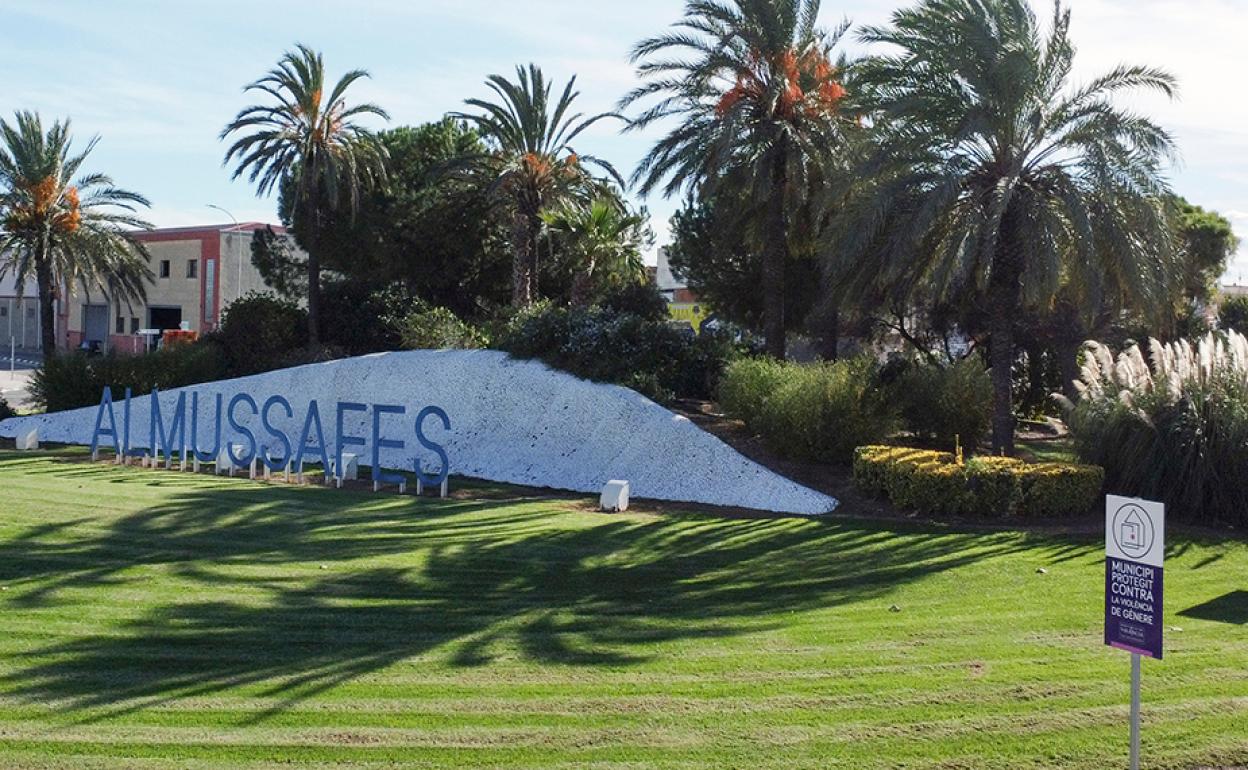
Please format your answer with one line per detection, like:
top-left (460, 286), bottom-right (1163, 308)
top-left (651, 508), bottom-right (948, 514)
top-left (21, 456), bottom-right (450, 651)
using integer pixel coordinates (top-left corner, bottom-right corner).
top-left (261, 395), bottom-right (293, 471)
top-left (371, 403), bottom-right (406, 487)
top-left (190, 392), bottom-right (223, 463)
top-left (414, 405), bottom-right (450, 486)
top-left (294, 400), bottom-right (330, 472)
top-left (122, 388), bottom-right (146, 460)
top-left (89, 387), bottom-right (120, 457)
top-left (335, 401), bottom-right (367, 481)
top-left (149, 388), bottom-right (187, 466)
top-left (226, 393), bottom-right (258, 466)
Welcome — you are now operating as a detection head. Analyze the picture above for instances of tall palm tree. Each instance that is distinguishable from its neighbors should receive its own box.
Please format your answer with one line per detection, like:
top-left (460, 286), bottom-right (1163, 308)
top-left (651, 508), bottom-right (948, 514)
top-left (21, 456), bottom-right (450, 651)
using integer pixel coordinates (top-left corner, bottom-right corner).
top-left (451, 64), bottom-right (621, 307)
top-left (0, 112), bottom-right (153, 358)
top-left (827, 0), bottom-right (1178, 454)
top-left (622, 0), bottom-right (855, 359)
top-left (221, 43), bottom-right (388, 345)
top-left (541, 197), bottom-right (649, 306)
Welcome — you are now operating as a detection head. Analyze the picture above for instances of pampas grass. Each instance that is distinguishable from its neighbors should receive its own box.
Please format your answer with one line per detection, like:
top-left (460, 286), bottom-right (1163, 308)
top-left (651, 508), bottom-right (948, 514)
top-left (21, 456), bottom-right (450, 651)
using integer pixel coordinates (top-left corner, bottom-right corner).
top-left (1059, 330), bottom-right (1248, 526)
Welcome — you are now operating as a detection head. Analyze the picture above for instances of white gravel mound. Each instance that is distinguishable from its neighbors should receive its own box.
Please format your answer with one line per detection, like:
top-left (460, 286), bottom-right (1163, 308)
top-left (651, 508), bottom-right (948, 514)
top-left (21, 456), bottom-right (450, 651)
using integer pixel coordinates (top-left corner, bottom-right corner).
top-left (0, 350), bottom-right (837, 515)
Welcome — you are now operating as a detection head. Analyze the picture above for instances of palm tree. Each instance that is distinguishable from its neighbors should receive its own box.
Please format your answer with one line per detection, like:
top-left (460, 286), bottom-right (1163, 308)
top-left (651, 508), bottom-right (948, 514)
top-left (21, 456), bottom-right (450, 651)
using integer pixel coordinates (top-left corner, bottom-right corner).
top-left (541, 197), bottom-right (649, 306)
top-left (622, 0), bottom-right (855, 359)
top-left (0, 112), bottom-right (153, 358)
top-left (451, 64), bottom-right (621, 307)
top-left (221, 44), bottom-right (388, 345)
top-left (827, 0), bottom-right (1178, 454)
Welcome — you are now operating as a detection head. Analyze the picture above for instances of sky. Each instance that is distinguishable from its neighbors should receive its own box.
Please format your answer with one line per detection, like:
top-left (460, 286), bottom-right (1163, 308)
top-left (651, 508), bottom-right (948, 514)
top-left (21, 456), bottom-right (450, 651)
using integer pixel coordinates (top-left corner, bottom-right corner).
top-left (4, 0), bottom-right (1248, 281)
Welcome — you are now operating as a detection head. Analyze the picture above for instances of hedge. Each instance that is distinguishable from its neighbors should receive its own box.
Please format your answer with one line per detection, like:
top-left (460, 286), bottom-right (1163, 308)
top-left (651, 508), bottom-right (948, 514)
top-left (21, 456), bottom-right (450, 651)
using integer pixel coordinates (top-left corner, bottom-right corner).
top-left (853, 445), bottom-right (1104, 517)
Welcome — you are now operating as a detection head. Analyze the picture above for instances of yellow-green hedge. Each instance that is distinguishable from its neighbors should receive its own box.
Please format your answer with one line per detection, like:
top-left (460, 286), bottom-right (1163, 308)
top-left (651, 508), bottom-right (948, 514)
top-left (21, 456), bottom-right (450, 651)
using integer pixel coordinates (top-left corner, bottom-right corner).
top-left (853, 446), bottom-right (1104, 517)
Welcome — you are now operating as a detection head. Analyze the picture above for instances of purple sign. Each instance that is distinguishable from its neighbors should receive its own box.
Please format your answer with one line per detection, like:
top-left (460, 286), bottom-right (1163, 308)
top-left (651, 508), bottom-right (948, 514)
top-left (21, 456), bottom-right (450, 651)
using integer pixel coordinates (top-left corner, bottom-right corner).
top-left (1105, 495), bottom-right (1165, 659)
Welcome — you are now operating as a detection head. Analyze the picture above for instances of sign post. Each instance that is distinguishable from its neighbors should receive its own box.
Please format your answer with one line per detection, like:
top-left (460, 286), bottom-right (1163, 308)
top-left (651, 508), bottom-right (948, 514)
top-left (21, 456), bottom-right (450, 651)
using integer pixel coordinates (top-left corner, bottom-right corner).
top-left (1104, 494), bottom-right (1165, 770)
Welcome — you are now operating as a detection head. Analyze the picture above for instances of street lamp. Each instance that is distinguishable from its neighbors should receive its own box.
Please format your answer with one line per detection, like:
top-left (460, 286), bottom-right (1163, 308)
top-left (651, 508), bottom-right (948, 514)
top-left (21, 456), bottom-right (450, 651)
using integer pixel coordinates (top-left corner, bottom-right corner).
top-left (205, 204), bottom-right (244, 298)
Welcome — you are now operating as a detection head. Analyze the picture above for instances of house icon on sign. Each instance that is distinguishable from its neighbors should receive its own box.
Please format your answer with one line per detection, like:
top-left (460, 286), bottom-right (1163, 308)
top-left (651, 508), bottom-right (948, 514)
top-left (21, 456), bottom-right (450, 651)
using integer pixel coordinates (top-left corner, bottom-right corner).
top-left (1119, 509), bottom-right (1148, 554)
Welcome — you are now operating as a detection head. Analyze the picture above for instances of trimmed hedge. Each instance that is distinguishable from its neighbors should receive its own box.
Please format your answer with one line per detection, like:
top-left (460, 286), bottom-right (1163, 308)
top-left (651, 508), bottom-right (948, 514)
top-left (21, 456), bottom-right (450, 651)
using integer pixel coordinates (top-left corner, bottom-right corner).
top-left (853, 445), bottom-right (1104, 517)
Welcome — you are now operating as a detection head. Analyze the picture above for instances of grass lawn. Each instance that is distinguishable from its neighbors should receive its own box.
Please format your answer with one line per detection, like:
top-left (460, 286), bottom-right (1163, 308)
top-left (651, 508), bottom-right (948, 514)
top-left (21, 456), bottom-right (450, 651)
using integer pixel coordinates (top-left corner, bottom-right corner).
top-left (0, 450), bottom-right (1244, 769)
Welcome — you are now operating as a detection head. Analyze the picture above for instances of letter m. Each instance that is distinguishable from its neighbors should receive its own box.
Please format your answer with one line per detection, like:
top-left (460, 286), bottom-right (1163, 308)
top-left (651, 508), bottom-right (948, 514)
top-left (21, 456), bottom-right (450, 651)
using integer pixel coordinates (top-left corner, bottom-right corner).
top-left (149, 388), bottom-right (187, 468)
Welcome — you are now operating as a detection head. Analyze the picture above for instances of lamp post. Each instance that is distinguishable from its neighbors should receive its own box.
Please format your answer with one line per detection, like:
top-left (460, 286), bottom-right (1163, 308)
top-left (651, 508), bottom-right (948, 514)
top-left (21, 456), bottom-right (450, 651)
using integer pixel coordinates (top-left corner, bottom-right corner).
top-left (206, 204), bottom-right (242, 299)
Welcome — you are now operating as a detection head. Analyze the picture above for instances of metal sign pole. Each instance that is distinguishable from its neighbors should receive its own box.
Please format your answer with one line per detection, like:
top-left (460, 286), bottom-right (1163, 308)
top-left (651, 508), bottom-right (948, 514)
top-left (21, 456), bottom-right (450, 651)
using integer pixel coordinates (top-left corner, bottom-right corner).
top-left (1130, 653), bottom-right (1141, 770)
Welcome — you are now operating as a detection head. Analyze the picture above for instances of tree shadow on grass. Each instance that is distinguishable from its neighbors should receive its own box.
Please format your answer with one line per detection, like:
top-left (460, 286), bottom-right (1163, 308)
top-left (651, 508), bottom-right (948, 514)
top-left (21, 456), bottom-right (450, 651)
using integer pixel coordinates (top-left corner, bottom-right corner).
top-left (0, 458), bottom-right (1042, 722)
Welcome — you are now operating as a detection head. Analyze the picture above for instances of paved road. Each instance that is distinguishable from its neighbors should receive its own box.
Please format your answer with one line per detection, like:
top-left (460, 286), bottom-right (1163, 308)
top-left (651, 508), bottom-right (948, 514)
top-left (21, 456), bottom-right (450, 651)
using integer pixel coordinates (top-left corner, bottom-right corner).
top-left (0, 351), bottom-right (40, 412)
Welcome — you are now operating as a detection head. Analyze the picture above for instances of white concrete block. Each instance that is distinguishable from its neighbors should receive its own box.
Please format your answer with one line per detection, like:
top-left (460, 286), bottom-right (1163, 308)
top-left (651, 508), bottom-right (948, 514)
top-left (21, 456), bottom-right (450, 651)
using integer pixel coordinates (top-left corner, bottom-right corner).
top-left (216, 444), bottom-right (246, 476)
top-left (600, 480), bottom-right (630, 512)
top-left (14, 429), bottom-right (37, 451)
top-left (334, 453), bottom-right (359, 488)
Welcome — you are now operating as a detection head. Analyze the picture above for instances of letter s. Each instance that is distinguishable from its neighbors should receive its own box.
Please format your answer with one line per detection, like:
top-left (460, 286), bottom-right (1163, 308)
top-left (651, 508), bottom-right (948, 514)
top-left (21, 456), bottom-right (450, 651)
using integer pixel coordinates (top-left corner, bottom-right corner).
top-left (414, 406), bottom-right (450, 486)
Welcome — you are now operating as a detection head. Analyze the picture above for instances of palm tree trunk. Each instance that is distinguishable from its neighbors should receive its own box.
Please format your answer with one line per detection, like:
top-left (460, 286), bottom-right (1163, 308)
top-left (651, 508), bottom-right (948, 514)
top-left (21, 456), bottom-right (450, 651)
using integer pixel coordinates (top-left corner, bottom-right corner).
top-left (511, 212), bottom-right (534, 307)
top-left (36, 254), bottom-right (57, 359)
top-left (988, 211), bottom-right (1025, 455)
top-left (305, 233), bottom-right (321, 347)
top-left (1053, 303), bottom-right (1085, 403)
top-left (295, 199), bottom-right (322, 347)
top-left (571, 263), bottom-right (594, 308)
top-left (763, 153), bottom-right (788, 360)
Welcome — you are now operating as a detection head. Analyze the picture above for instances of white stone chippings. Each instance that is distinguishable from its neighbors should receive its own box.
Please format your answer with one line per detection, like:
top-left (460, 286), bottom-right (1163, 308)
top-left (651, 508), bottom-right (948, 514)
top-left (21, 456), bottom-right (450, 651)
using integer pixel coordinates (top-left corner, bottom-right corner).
top-left (0, 350), bottom-right (837, 515)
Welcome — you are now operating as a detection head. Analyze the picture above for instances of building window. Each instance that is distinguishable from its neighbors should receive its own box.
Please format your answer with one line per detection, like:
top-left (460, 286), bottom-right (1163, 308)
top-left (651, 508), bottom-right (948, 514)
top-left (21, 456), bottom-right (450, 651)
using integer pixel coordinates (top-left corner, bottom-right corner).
top-left (130, 317), bottom-right (140, 334)
top-left (159, 260), bottom-right (171, 278)
top-left (116, 315), bottom-right (125, 334)
top-left (187, 259), bottom-right (198, 279)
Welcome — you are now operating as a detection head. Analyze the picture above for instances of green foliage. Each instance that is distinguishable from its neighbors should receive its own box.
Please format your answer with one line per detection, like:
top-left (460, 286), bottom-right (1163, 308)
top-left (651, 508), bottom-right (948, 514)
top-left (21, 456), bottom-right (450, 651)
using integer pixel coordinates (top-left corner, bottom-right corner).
top-left (853, 446), bottom-right (1104, 517)
top-left (395, 304), bottom-right (487, 350)
top-left (209, 292), bottom-right (308, 377)
top-left (889, 357), bottom-right (993, 449)
top-left (666, 195), bottom-right (823, 334)
top-left (1219, 295), bottom-right (1248, 336)
top-left (31, 345), bottom-right (227, 413)
top-left (496, 300), bottom-right (736, 403)
top-left (719, 357), bottom-right (897, 463)
top-left (1174, 197), bottom-right (1239, 305)
top-left (221, 44), bottom-right (388, 343)
top-left (0, 395), bottom-right (14, 420)
top-left (0, 111), bottom-right (154, 356)
top-left (541, 196), bottom-right (650, 306)
top-left (831, 0), bottom-right (1179, 451)
top-left (453, 64), bottom-right (622, 306)
top-left (273, 120), bottom-right (514, 318)
top-left (318, 280), bottom-right (406, 355)
top-left (1065, 335), bottom-right (1248, 527)
top-left (249, 226), bottom-right (306, 299)
top-left (623, 1), bottom-right (856, 357)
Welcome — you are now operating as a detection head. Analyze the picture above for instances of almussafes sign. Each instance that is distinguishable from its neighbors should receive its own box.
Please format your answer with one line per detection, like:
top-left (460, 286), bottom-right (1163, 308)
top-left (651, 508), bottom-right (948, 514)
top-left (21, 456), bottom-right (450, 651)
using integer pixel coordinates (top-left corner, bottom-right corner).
top-left (88, 386), bottom-right (451, 487)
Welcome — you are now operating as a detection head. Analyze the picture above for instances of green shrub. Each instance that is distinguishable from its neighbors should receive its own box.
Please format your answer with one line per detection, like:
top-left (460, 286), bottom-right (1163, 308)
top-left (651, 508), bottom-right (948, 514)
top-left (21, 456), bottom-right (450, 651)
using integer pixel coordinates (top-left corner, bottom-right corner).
top-left (395, 304), bottom-right (487, 350)
top-left (717, 357), bottom-right (787, 422)
top-left (0, 394), bottom-right (16, 420)
top-left (853, 445), bottom-right (1103, 517)
top-left (720, 357), bottom-right (897, 463)
top-left (320, 281), bottom-right (407, 354)
top-left (1063, 333), bottom-right (1248, 527)
top-left (495, 301), bottom-right (737, 403)
top-left (31, 343), bottom-right (227, 412)
top-left (889, 357), bottom-right (992, 450)
top-left (208, 292), bottom-right (307, 377)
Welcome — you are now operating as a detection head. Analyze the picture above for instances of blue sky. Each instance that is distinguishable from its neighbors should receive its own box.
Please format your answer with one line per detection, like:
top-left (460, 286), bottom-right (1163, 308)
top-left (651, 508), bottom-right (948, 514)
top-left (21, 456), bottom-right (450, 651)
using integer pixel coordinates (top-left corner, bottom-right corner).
top-left (5, 0), bottom-right (1247, 280)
